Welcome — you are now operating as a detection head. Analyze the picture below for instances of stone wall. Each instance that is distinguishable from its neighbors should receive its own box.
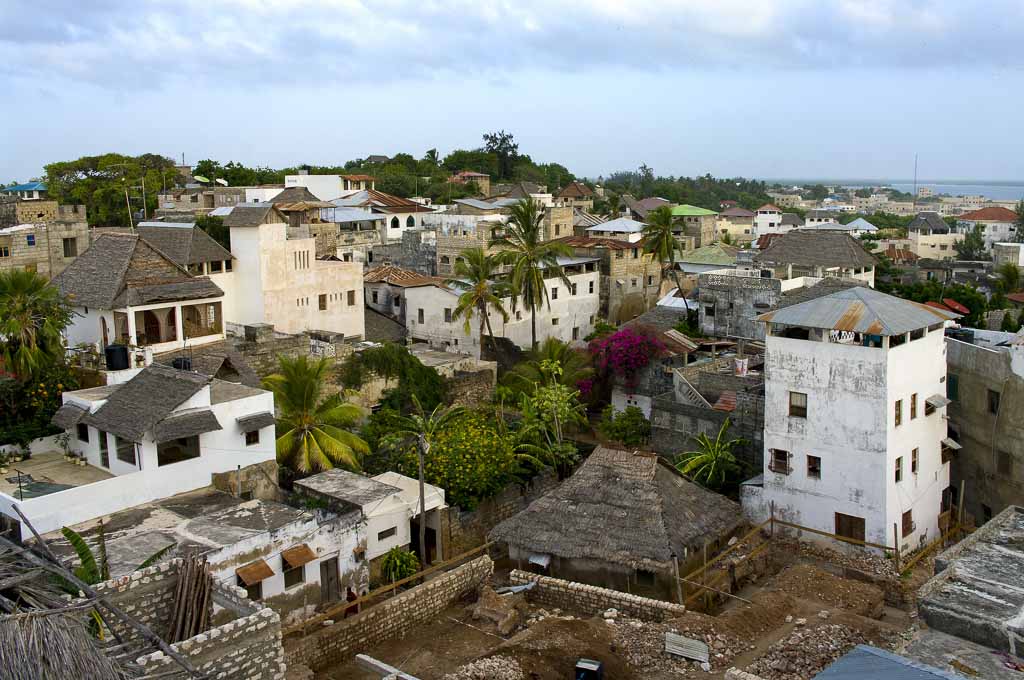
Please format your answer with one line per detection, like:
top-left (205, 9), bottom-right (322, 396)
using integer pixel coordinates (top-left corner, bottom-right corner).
top-left (651, 388), bottom-right (764, 470)
top-left (0, 220), bottom-right (90, 278)
top-left (443, 471), bottom-right (559, 557)
top-left (228, 323), bottom-right (353, 378)
top-left (373, 229), bottom-right (437, 275)
top-left (509, 570), bottom-right (687, 621)
top-left (449, 368), bottom-right (496, 407)
top-left (285, 555), bottom-right (493, 670)
top-left (698, 273), bottom-right (782, 340)
top-left (212, 459), bottom-right (281, 501)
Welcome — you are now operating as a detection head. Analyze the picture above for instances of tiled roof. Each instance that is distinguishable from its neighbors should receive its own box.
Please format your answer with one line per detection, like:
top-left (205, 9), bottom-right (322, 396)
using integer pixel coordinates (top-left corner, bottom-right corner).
top-left (755, 233), bottom-right (784, 250)
top-left (136, 225), bottom-right (232, 266)
top-left (333, 189), bottom-right (432, 213)
top-left (557, 181), bottom-right (594, 199)
top-left (341, 174), bottom-right (375, 182)
top-left (222, 205), bottom-right (286, 227)
top-left (364, 264), bottom-right (441, 287)
top-left (720, 207), bottom-right (755, 218)
top-left (757, 203), bottom-right (782, 212)
top-left (555, 235), bottom-right (639, 251)
top-left (753, 231), bottom-right (877, 268)
top-left (909, 212), bottom-right (950, 234)
top-left (958, 207), bottom-right (1018, 222)
top-left (572, 209), bottom-right (604, 228)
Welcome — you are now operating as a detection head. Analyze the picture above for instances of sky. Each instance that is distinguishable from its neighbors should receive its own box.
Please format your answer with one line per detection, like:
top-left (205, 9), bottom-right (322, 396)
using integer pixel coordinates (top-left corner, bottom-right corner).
top-left (3, 0), bottom-right (1024, 183)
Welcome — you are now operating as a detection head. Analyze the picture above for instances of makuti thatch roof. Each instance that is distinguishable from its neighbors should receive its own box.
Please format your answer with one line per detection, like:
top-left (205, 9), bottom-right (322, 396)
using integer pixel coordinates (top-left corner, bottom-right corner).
top-left (489, 446), bottom-right (743, 571)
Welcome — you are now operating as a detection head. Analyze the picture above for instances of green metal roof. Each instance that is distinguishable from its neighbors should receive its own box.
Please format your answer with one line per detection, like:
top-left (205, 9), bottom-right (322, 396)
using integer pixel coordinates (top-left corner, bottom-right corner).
top-left (674, 243), bottom-right (739, 265)
top-left (671, 204), bottom-right (718, 217)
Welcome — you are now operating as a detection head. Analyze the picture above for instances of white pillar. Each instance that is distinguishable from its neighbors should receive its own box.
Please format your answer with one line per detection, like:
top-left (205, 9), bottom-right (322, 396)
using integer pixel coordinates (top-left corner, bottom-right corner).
top-left (126, 308), bottom-right (137, 346)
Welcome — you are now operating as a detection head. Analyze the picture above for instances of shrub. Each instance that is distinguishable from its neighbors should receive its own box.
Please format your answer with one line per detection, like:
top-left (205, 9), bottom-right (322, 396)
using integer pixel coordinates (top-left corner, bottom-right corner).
top-left (589, 328), bottom-right (664, 389)
top-left (599, 406), bottom-right (651, 447)
top-left (380, 546), bottom-right (420, 583)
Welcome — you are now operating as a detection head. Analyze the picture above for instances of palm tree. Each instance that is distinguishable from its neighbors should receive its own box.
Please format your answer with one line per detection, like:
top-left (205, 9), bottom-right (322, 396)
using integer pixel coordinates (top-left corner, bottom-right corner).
top-left (447, 248), bottom-right (509, 358)
top-left (263, 355), bottom-right (369, 475)
top-left (490, 197), bottom-right (573, 349)
top-left (504, 337), bottom-right (592, 396)
top-left (0, 269), bottom-right (73, 379)
top-left (675, 418), bottom-right (746, 491)
top-left (390, 396), bottom-right (466, 565)
top-left (642, 205), bottom-right (685, 294)
top-left (998, 262), bottom-right (1021, 292)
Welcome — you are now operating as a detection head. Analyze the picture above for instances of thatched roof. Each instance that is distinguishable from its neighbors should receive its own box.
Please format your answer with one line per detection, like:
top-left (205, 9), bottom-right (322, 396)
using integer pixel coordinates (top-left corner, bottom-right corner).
top-left (489, 447), bottom-right (742, 571)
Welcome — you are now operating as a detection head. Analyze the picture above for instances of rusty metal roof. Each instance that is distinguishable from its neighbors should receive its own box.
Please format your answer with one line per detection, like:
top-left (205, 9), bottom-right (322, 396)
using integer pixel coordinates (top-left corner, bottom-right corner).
top-left (757, 286), bottom-right (959, 336)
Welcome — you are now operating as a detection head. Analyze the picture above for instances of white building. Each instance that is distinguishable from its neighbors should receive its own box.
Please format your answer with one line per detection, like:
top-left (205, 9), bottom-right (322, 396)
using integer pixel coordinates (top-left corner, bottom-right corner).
top-left (993, 242), bottom-right (1024, 268)
top-left (0, 363), bottom-right (277, 537)
top-left (329, 190), bottom-right (435, 241)
top-left (284, 173), bottom-right (346, 201)
top-left (403, 257), bottom-right (601, 356)
top-left (742, 287), bottom-right (959, 551)
top-left (224, 205), bottom-right (366, 339)
top-left (957, 207), bottom-right (1019, 251)
top-left (584, 217), bottom-right (645, 243)
top-left (754, 203), bottom-right (783, 236)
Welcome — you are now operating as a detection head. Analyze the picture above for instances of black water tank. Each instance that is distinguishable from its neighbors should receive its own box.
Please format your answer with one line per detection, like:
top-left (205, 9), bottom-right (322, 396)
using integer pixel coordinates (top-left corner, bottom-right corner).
top-left (171, 357), bottom-right (192, 371)
top-left (104, 344), bottom-right (129, 371)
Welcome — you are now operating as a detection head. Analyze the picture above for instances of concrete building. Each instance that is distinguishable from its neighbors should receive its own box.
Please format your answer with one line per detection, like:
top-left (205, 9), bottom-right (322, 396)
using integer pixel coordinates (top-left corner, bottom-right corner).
top-left (224, 205), bottom-right (365, 340)
top-left (585, 217), bottom-right (645, 242)
top-left (450, 171), bottom-right (491, 196)
top-left (622, 196), bottom-right (672, 221)
top-left (945, 328), bottom-right (1024, 525)
top-left (556, 181), bottom-right (595, 212)
top-left (156, 186), bottom-right (247, 217)
top-left (671, 204), bottom-right (718, 247)
top-left (754, 203), bottom-right (784, 236)
top-left (0, 211), bottom-right (90, 278)
top-left (908, 212), bottom-right (961, 261)
top-left (671, 242), bottom-right (739, 290)
top-left (308, 206), bottom-right (385, 263)
top-left (766, 193), bottom-right (803, 209)
top-left (363, 264), bottom-right (443, 324)
top-left (716, 206), bottom-right (755, 245)
top-left (741, 287), bottom-right (959, 550)
top-left (804, 209), bottom-right (837, 228)
top-left (993, 242), bottom-right (1024, 268)
top-left (957, 207), bottom-right (1019, 251)
top-left (753, 231), bottom-right (876, 287)
top-left (329, 189), bottom-right (435, 241)
top-left (555, 235), bottom-right (662, 324)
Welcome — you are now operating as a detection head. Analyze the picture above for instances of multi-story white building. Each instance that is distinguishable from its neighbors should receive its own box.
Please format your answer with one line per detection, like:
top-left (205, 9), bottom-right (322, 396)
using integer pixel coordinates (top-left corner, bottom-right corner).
top-left (957, 207), bottom-right (1019, 251)
top-left (754, 203), bottom-right (783, 236)
top-left (742, 287), bottom-right (959, 551)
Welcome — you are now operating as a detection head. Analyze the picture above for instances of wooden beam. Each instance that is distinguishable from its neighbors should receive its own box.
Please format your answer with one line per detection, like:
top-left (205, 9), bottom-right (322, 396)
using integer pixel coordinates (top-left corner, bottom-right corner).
top-left (355, 654), bottom-right (420, 679)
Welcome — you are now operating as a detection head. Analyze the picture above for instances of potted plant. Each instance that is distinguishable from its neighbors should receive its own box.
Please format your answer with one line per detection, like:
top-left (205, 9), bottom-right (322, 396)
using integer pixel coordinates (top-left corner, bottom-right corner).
top-left (57, 432), bottom-right (73, 461)
top-left (0, 453), bottom-right (8, 475)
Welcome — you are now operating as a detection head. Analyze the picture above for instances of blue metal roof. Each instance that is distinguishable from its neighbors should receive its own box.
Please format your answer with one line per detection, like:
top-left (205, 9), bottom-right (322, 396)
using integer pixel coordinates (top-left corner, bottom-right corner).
top-left (2, 181), bottom-right (47, 193)
top-left (816, 645), bottom-right (962, 679)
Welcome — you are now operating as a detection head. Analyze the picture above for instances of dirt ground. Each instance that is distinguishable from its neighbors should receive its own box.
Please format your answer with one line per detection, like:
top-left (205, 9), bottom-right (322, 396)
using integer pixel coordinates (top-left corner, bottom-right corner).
top-left (317, 553), bottom-right (919, 680)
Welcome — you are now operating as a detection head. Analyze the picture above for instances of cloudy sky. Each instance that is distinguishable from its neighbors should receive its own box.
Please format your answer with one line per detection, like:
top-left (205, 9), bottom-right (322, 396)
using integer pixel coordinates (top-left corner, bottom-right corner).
top-left (3, 0), bottom-right (1024, 182)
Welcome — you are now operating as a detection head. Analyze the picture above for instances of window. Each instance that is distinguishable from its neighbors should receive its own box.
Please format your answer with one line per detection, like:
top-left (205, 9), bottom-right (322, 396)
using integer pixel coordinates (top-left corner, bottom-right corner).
top-left (769, 449), bottom-right (790, 474)
top-left (911, 448), bottom-right (919, 474)
top-left (284, 564), bottom-right (305, 589)
top-left (835, 512), bottom-right (866, 542)
top-left (572, 326), bottom-right (580, 341)
top-left (406, 215), bottom-right (415, 228)
top-left (392, 295), bottom-right (400, 307)
top-left (571, 283), bottom-right (578, 296)
top-left (982, 504), bottom-right (993, 523)
top-left (902, 510), bottom-right (914, 537)
top-left (647, 275), bottom-right (654, 286)
top-left (210, 260), bottom-right (223, 273)
top-left (788, 391), bottom-right (807, 418)
top-left (99, 432), bottom-right (109, 468)
top-left (225, 259), bottom-right (232, 271)
top-left (910, 393), bottom-right (917, 419)
top-left (246, 430), bottom-right (260, 446)
top-left (390, 216), bottom-right (399, 230)
top-left (589, 281), bottom-right (594, 294)
top-left (62, 238), bottom-right (77, 258)
top-left (615, 250), bottom-right (623, 259)
top-left (895, 399), bottom-right (903, 426)
top-left (551, 287), bottom-right (558, 300)
top-left (377, 527), bottom-right (397, 541)
top-left (116, 437), bottom-right (136, 466)
top-left (347, 290), bottom-right (356, 306)
top-left (705, 305), bottom-right (716, 317)
top-left (807, 455), bottom-right (821, 479)
top-left (551, 318), bottom-right (559, 326)
top-left (998, 450), bottom-right (1012, 476)
top-left (631, 278), bottom-right (638, 288)
top-left (632, 248), bottom-right (638, 259)
top-left (0, 247), bottom-right (9, 258)
top-left (417, 308), bottom-right (424, 324)
top-left (237, 575), bottom-right (262, 601)
top-left (26, 234), bottom-right (35, 246)
top-left (76, 423), bottom-right (89, 443)
top-left (948, 374), bottom-right (959, 401)
top-left (516, 311), bottom-right (522, 321)
top-left (895, 456), bottom-right (903, 483)
top-left (988, 389), bottom-right (1000, 415)
top-left (444, 308), bottom-right (452, 323)
top-left (554, 224), bottom-right (560, 236)
top-left (318, 294), bottom-right (327, 311)
top-left (372, 291), bottom-right (378, 303)
top-left (635, 569), bottom-right (655, 586)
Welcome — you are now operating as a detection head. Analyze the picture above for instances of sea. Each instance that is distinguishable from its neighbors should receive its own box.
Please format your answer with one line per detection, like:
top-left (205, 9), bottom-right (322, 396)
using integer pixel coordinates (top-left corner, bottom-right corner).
top-left (770, 179), bottom-right (1024, 201)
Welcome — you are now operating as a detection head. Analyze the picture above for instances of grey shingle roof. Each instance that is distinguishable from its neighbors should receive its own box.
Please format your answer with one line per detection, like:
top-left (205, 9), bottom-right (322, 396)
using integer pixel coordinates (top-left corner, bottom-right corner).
top-left (758, 286), bottom-right (959, 336)
top-left (236, 412), bottom-right (276, 432)
top-left (269, 186), bottom-right (321, 204)
top-left (364, 307), bottom-right (407, 343)
top-left (151, 409), bottom-right (222, 443)
top-left (121, 279), bottom-right (223, 306)
top-left (222, 205), bottom-right (285, 227)
top-left (295, 468), bottom-right (401, 508)
top-left (135, 226), bottom-right (232, 265)
top-left (753, 231), bottom-right (876, 268)
top-left (51, 233), bottom-right (138, 308)
top-left (84, 364), bottom-right (211, 441)
top-left (816, 645), bottom-right (961, 680)
top-left (780, 213), bottom-right (804, 227)
top-left (909, 212), bottom-right (950, 234)
top-left (51, 402), bottom-right (88, 430)
top-left (156, 342), bottom-right (261, 388)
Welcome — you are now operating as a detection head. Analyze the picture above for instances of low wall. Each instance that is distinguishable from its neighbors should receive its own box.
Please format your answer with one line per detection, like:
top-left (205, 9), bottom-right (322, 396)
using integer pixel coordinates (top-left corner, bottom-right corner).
top-left (509, 570), bottom-right (687, 622)
top-left (285, 555), bottom-right (493, 671)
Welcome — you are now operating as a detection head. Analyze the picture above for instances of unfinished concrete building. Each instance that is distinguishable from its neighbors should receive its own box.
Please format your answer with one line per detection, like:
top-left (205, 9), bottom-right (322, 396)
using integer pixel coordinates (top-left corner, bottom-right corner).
top-left (556, 235), bottom-right (662, 324)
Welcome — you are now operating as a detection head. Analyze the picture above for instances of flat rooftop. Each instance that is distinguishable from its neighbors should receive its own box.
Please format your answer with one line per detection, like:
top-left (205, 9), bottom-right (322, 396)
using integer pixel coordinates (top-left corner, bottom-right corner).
top-left (295, 468), bottom-right (401, 507)
top-left (1, 451), bottom-right (113, 499)
top-left (918, 506), bottom-right (1024, 654)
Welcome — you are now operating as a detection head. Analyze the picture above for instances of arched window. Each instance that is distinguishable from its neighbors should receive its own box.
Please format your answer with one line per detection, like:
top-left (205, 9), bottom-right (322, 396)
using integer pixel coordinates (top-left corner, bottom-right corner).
top-left (406, 215), bottom-right (415, 228)
top-left (390, 217), bottom-right (399, 230)
top-left (440, 255), bottom-right (450, 264)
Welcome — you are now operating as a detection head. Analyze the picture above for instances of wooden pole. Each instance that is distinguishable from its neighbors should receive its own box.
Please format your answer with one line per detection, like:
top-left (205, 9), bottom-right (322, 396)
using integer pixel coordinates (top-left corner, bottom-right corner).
top-left (957, 480), bottom-right (966, 538)
top-left (893, 523), bottom-right (901, 573)
top-left (769, 501), bottom-right (775, 538)
top-left (672, 554), bottom-right (683, 606)
top-left (702, 541), bottom-right (710, 611)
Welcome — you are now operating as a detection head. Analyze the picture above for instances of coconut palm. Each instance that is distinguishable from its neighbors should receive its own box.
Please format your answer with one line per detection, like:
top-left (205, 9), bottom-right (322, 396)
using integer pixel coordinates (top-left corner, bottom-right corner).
top-left (998, 262), bottom-right (1021, 292)
top-left (447, 248), bottom-right (509, 357)
top-left (675, 418), bottom-right (746, 491)
top-left (489, 197), bottom-right (573, 349)
top-left (390, 396), bottom-right (467, 565)
top-left (0, 269), bottom-right (73, 379)
top-left (263, 355), bottom-right (368, 474)
top-left (642, 205), bottom-right (685, 294)
top-left (504, 337), bottom-right (593, 396)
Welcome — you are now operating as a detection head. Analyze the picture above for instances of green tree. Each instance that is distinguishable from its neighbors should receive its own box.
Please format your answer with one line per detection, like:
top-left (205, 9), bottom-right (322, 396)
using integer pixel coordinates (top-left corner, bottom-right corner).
top-left (483, 130), bottom-right (519, 179)
top-left (338, 343), bottom-right (448, 414)
top-left (955, 224), bottom-right (987, 260)
top-left (598, 406), bottom-right (651, 447)
top-left (490, 198), bottom-right (572, 349)
top-left (1015, 200), bottom-right (1024, 243)
top-left (390, 397), bottom-right (468, 564)
top-left (380, 546), bottom-right (420, 583)
top-left (674, 418), bottom-right (746, 491)
top-left (448, 248), bottom-right (509, 357)
top-left (1001, 310), bottom-right (1020, 333)
top-left (422, 148), bottom-right (440, 168)
top-left (195, 214), bottom-right (229, 249)
top-left (0, 270), bottom-right (74, 380)
top-left (263, 356), bottom-right (368, 475)
top-left (642, 205), bottom-right (684, 293)
top-left (998, 262), bottom-right (1021, 292)
top-left (503, 337), bottom-right (593, 396)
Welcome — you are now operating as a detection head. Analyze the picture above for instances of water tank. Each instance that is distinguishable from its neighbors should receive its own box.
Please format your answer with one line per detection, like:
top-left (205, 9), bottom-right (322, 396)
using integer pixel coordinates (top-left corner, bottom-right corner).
top-left (104, 344), bottom-right (129, 371)
top-left (171, 357), bottom-right (192, 371)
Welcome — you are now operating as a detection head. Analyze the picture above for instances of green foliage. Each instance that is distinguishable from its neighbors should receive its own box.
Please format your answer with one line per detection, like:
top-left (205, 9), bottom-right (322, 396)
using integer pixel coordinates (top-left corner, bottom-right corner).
top-left (598, 406), bottom-right (651, 447)
top-left (503, 338), bottom-right (592, 396)
top-left (1015, 200), bottom-right (1024, 243)
top-left (583, 319), bottom-right (617, 341)
top-left (601, 170), bottom-right (769, 212)
top-left (0, 362), bottom-right (77, 447)
top-left (643, 206), bottom-right (685, 292)
top-left (0, 270), bottom-right (74, 380)
top-left (263, 355), bottom-right (368, 475)
top-left (338, 343), bottom-right (448, 414)
top-left (193, 159), bottom-right (283, 186)
top-left (448, 248), bottom-right (509, 353)
top-left (1001, 310), bottom-right (1021, 333)
top-left (998, 263), bottom-right (1021, 292)
top-left (672, 309), bottom-right (702, 338)
top-left (675, 418), bottom-right (746, 491)
top-left (955, 224), bottom-right (987, 260)
top-left (195, 214), bottom-right (229, 249)
top-left (380, 546), bottom-right (420, 583)
top-left (60, 523), bottom-right (172, 587)
top-left (482, 130), bottom-right (519, 180)
top-left (881, 280), bottom-right (988, 327)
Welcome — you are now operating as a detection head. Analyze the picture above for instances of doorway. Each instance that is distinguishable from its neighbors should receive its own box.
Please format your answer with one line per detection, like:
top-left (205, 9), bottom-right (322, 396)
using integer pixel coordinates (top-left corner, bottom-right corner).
top-left (409, 516), bottom-right (439, 565)
top-left (319, 557), bottom-right (340, 605)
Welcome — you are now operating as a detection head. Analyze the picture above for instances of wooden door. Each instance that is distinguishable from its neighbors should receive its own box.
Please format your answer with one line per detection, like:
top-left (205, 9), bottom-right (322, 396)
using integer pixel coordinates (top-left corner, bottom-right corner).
top-left (319, 557), bottom-right (340, 604)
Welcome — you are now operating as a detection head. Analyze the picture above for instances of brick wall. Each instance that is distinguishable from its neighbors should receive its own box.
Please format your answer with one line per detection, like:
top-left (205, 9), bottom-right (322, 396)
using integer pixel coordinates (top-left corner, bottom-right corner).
top-left (285, 555), bottom-right (494, 670)
top-left (509, 570), bottom-right (687, 622)
top-left (443, 471), bottom-right (559, 556)
top-left (448, 368), bottom-right (495, 407)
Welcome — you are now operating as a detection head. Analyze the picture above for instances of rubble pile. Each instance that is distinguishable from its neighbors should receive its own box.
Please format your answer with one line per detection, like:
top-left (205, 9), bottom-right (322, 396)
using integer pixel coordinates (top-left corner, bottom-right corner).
top-left (744, 623), bottom-right (881, 679)
top-left (443, 655), bottom-right (525, 680)
top-left (612, 611), bottom-right (745, 676)
top-left (777, 538), bottom-right (897, 577)
top-left (770, 564), bottom-right (884, 617)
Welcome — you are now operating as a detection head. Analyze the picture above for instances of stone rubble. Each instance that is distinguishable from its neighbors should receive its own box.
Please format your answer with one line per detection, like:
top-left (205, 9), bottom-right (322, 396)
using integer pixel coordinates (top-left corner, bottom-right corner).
top-left (443, 655), bottom-right (525, 680)
top-left (744, 623), bottom-right (899, 679)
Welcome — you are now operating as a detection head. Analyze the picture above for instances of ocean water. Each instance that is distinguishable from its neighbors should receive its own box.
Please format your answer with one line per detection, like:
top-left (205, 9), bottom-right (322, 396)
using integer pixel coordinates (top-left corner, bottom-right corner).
top-left (885, 183), bottom-right (1024, 201)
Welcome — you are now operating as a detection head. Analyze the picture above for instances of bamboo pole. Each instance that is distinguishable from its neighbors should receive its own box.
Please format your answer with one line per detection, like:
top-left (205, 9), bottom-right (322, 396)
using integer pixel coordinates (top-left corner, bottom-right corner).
top-left (772, 519), bottom-right (894, 551)
top-left (681, 519), bottom-right (771, 583)
top-left (893, 524), bottom-right (901, 573)
top-left (672, 554), bottom-right (683, 606)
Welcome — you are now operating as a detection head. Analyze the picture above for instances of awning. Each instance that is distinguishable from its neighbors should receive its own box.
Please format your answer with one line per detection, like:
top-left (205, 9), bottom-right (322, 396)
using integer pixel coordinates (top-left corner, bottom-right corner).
top-left (281, 544), bottom-right (317, 569)
top-left (927, 395), bottom-right (952, 409)
top-left (152, 409), bottom-right (222, 443)
top-left (51, 402), bottom-right (88, 430)
top-left (941, 438), bottom-right (962, 450)
top-left (527, 553), bottom-right (551, 568)
top-left (236, 412), bottom-right (276, 432)
top-left (235, 559), bottom-right (274, 585)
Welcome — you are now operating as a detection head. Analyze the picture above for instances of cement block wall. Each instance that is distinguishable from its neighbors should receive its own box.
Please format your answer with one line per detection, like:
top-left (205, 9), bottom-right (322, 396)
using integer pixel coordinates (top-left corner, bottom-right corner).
top-left (508, 570), bottom-right (687, 621)
top-left (285, 555), bottom-right (494, 670)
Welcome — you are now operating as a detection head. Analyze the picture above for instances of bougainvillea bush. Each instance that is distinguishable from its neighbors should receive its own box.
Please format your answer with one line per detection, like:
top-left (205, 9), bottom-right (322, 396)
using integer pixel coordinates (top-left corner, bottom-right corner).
top-left (588, 327), bottom-right (665, 389)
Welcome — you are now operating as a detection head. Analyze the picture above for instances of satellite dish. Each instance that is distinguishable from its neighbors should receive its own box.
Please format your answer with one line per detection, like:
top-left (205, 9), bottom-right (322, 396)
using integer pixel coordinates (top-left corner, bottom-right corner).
top-left (215, 178), bottom-right (229, 186)
top-left (193, 175), bottom-right (210, 183)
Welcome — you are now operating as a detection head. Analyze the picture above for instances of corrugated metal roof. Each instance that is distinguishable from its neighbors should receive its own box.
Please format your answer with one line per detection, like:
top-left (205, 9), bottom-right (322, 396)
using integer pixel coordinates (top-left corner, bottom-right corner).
top-left (816, 645), bottom-right (962, 679)
top-left (1, 181), bottom-right (46, 193)
top-left (671, 204), bottom-right (718, 217)
top-left (587, 217), bottom-right (646, 233)
top-left (758, 286), bottom-right (959, 336)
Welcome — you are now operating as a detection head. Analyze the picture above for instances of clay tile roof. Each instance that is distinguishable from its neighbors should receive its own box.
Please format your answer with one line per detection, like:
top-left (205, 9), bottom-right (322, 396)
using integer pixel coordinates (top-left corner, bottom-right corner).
top-left (757, 203), bottom-right (782, 212)
top-left (341, 174), bottom-right (376, 182)
top-left (958, 207), bottom-right (1018, 222)
top-left (555, 235), bottom-right (638, 250)
top-left (925, 301), bottom-right (953, 312)
top-left (363, 264), bottom-right (442, 287)
top-left (942, 298), bottom-right (970, 314)
top-left (712, 391), bottom-right (737, 412)
top-left (1008, 292), bottom-right (1024, 304)
top-left (557, 181), bottom-right (594, 199)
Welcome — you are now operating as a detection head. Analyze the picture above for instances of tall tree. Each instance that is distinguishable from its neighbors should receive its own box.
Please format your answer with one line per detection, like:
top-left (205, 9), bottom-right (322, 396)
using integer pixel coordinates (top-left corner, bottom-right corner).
top-left (482, 130), bottom-right (519, 180)
top-left (390, 396), bottom-right (467, 565)
top-left (504, 337), bottom-right (593, 396)
top-left (642, 205), bottom-right (685, 294)
top-left (955, 224), bottom-right (987, 260)
top-left (447, 248), bottom-right (509, 358)
top-left (490, 198), bottom-right (572, 349)
top-left (1015, 200), bottom-right (1024, 243)
top-left (263, 356), bottom-right (368, 474)
top-left (0, 270), bottom-right (73, 380)
top-left (998, 262), bottom-right (1021, 293)
top-left (422, 148), bottom-right (440, 167)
